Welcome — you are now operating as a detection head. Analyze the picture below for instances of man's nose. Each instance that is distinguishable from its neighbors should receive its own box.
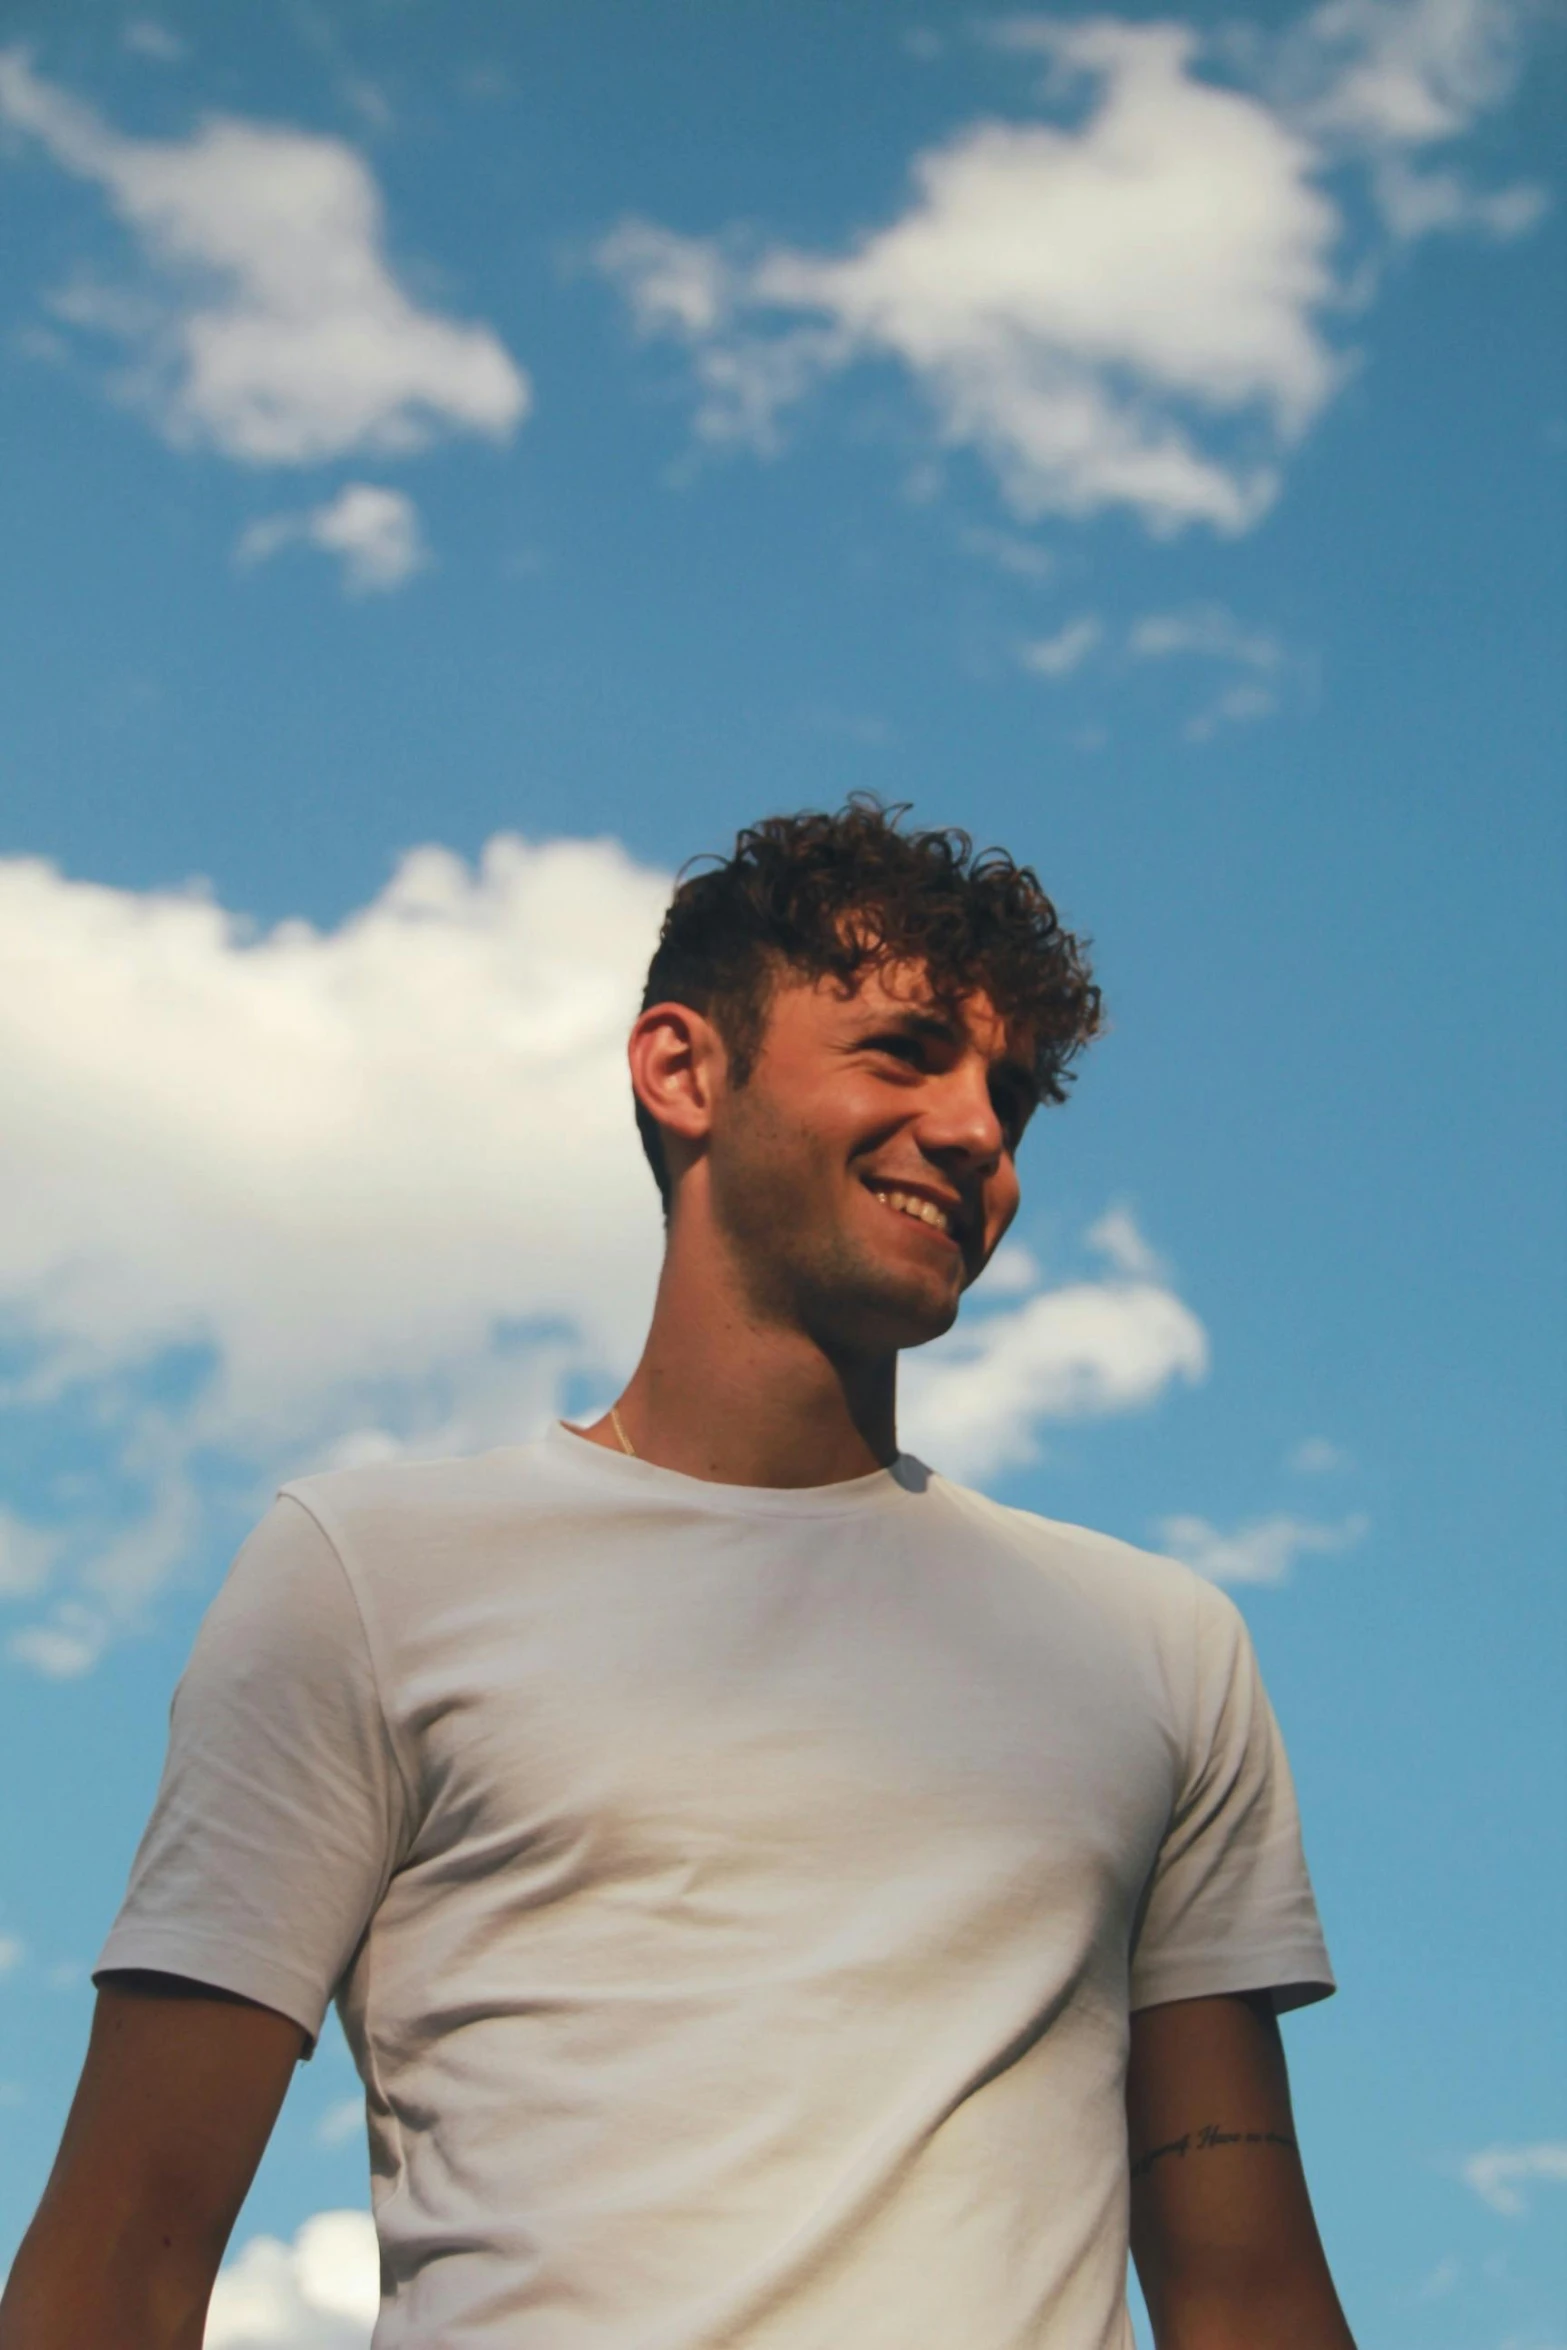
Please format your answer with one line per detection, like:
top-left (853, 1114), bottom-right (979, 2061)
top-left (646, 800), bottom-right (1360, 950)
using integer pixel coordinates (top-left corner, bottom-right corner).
top-left (919, 1063), bottom-right (1005, 1169)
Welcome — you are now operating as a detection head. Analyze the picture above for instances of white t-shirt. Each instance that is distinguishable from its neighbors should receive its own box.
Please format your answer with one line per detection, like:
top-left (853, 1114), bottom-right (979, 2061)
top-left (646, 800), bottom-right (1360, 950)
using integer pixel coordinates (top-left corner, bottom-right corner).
top-left (99, 1425), bottom-right (1333, 2350)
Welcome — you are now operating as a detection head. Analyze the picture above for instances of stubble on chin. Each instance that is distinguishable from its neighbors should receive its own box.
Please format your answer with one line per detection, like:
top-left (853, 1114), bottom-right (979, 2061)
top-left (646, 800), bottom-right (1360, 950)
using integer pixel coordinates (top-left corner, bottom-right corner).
top-left (710, 1116), bottom-right (961, 1355)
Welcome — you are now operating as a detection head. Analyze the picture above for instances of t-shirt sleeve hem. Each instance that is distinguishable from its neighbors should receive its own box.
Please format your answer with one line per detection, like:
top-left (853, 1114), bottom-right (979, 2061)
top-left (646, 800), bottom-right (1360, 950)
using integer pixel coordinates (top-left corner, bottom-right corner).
top-left (1130, 1945), bottom-right (1336, 2016)
top-left (93, 1923), bottom-right (331, 2048)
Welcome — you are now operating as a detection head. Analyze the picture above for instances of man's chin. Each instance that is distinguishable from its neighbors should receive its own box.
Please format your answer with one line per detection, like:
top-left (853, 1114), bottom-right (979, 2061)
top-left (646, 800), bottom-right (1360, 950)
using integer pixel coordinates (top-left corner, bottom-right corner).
top-left (814, 1264), bottom-right (962, 1356)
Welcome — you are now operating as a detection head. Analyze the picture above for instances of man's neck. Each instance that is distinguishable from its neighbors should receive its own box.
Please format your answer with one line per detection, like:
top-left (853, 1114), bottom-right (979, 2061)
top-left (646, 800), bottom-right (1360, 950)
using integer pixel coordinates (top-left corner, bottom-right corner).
top-left (577, 1216), bottom-right (898, 1489)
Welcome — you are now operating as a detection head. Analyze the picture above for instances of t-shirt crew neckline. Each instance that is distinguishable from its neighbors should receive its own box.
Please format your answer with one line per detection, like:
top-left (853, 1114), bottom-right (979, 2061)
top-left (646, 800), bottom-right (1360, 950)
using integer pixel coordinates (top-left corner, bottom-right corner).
top-left (543, 1416), bottom-right (925, 1519)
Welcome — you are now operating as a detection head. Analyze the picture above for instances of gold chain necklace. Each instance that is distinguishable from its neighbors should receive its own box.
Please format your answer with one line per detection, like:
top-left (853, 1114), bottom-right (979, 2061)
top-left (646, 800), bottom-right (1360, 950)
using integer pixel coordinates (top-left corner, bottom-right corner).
top-left (609, 1403), bottom-right (637, 1458)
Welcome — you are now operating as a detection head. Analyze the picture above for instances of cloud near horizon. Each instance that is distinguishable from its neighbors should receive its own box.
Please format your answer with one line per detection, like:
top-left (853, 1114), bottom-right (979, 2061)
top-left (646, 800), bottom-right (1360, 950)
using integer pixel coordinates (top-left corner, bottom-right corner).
top-left (1, 835), bottom-right (1207, 1674)
top-left (597, 0), bottom-right (1542, 535)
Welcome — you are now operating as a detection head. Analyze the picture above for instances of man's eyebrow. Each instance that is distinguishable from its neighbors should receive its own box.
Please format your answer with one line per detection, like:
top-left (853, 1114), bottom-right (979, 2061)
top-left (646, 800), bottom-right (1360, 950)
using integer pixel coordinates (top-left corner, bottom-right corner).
top-left (858, 1007), bottom-right (961, 1043)
top-left (855, 1008), bottom-right (1041, 1103)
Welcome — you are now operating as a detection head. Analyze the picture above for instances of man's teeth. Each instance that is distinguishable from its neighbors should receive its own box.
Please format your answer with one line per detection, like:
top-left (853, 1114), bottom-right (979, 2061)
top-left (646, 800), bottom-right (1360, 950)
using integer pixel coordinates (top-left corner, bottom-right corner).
top-left (871, 1188), bottom-right (952, 1234)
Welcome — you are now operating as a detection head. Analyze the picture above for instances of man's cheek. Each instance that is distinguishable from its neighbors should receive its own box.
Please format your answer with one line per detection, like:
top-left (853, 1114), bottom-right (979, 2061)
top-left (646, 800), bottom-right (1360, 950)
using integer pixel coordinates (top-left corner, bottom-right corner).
top-left (990, 1177), bottom-right (1021, 1248)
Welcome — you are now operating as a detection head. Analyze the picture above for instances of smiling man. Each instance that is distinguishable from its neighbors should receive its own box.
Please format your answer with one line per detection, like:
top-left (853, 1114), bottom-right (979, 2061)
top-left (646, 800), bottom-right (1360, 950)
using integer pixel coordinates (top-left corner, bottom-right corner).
top-left (0, 802), bottom-right (1354, 2349)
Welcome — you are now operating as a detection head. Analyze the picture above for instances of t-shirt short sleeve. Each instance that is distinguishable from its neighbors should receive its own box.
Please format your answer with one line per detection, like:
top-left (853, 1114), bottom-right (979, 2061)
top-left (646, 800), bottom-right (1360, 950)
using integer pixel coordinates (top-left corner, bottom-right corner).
top-left (94, 1494), bottom-right (410, 2046)
top-left (1130, 1581), bottom-right (1334, 2016)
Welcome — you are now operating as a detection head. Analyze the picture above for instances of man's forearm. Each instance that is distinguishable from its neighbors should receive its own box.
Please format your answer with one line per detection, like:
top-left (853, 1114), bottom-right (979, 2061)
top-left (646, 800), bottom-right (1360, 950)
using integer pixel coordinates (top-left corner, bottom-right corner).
top-left (0, 2198), bottom-right (220, 2350)
top-left (1139, 2252), bottom-right (1357, 2350)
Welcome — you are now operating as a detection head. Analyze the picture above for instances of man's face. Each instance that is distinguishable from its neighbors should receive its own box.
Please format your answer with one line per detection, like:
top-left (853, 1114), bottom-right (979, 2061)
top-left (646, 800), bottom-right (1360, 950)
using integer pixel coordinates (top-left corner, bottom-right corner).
top-left (702, 959), bottom-right (1037, 1357)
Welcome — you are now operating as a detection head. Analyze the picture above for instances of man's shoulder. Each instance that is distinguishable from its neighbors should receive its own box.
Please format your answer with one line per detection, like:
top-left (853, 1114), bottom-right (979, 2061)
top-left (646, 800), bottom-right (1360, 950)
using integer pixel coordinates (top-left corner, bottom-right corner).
top-left (925, 1468), bottom-right (1238, 1636)
top-left (279, 1437), bottom-right (559, 1553)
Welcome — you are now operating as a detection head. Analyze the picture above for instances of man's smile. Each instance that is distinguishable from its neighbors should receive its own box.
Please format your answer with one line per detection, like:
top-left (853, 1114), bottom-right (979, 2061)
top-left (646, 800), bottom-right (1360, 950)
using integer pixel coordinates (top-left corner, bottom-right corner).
top-left (862, 1177), bottom-right (964, 1245)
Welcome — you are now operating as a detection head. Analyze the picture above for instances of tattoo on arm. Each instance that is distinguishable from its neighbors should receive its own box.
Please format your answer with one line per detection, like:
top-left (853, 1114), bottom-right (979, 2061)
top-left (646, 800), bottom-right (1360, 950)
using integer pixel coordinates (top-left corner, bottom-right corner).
top-left (1129, 2121), bottom-right (1298, 2181)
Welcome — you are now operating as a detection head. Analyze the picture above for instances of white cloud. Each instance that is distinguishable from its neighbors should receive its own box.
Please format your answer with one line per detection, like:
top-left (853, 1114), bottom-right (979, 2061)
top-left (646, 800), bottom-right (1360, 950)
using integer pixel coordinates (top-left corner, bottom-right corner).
top-left (237, 484), bottom-right (427, 594)
top-left (1461, 2141), bottom-right (1567, 2218)
top-left (0, 1934), bottom-right (24, 1976)
top-left (903, 1266), bottom-right (1208, 1480)
top-left (600, 3), bottom-right (1542, 535)
top-left (980, 1240), bottom-right (1044, 1297)
top-left (0, 834), bottom-right (668, 1665)
top-left (1020, 615), bottom-right (1102, 678)
top-left (0, 51), bottom-right (528, 465)
top-left (205, 2209), bottom-right (378, 2349)
top-left (601, 22), bottom-right (1338, 535)
top-left (1156, 1509), bottom-right (1368, 1584)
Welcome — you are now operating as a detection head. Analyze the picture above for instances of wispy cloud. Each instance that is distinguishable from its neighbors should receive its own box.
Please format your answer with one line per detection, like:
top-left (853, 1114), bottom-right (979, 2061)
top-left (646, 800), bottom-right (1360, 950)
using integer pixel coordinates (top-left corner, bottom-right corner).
top-left (1288, 1434), bottom-right (1352, 1473)
top-left (237, 484), bottom-right (427, 594)
top-left (958, 524), bottom-right (1055, 581)
top-left (1411, 2252), bottom-right (1461, 2300)
top-left (0, 1933), bottom-right (25, 1977)
top-left (1127, 600), bottom-right (1297, 737)
top-left (1128, 604), bottom-right (1285, 672)
top-left (597, 1), bottom-right (1542, 537)
top-left (1085, 1207), bottom-right (1169, 1281)
top-left (1020, 616), bottom-right (1102, 678)
top-left (1274, 0), bottom-right (1547, 240)
top-left (122, 20), bottom-right (186, 65)
top-left (0, 1510), bottom-right (57, 1599)
top-left (315, 2098), bottom-right (365, 2150)
top-left (7, 1603), bottom-right (112, 1681)
top-left (0, 51), bottom-right (528, 466)
top-left (1156, 1509), bottom-right (1368, 1584)
top-left (206, 2209), bottom-right (377, 2349)
top-left (1461, 2141), bottom-right (1567, 2218)
top-left (1015, 599), bottom-right (1304, 736)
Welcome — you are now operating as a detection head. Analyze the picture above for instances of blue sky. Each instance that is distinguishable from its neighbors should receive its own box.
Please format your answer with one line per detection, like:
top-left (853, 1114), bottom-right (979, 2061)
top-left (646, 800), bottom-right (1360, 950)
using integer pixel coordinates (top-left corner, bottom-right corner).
top-left (0, 2), bottom-right (1562, 2341)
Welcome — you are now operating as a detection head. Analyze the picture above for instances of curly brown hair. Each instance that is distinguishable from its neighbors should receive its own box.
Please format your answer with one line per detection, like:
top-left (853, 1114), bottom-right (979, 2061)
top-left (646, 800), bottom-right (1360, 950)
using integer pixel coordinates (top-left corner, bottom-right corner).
top-left (635, 797), bottom-right (1102, 1206)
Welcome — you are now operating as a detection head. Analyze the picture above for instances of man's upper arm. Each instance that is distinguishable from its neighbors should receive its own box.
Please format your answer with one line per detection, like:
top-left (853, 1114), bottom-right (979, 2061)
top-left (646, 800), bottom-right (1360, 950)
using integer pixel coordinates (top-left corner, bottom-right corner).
top-left (1127, 1993), bottom-right (1355, 2350)
top-left (1, 1494), bottom-right (401, 2344)
top-left (1131, 1580), bottom-right (1334, 2019)
top-left (0, 1976), bottom-right (305, 2349)
top-left (94, 1492), bottom-right (408, 2044)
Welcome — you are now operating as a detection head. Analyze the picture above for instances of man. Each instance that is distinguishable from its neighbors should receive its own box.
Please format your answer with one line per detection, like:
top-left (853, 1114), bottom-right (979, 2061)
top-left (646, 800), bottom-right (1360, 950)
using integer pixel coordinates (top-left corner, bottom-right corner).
top-left (0, 801), bottom-right (1355, 2348)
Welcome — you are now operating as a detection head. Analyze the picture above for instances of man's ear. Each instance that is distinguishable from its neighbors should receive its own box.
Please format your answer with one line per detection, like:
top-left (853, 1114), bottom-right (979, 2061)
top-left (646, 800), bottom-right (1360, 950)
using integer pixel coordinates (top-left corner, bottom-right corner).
top-left (628, 1001), bottom-right (728, 1178)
